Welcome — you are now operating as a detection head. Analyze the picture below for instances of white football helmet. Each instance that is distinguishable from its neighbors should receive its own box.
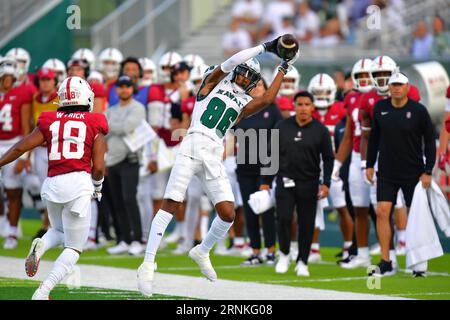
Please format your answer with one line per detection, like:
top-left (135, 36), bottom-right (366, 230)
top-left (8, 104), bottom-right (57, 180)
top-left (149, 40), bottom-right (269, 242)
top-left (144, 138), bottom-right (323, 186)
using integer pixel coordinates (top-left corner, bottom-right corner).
top-left (232, 58), bottom-right (261, 93)
top-left (58, 76), bottom-right (94, 112)
top-left (72, 48), bottom-right (96, 69)
top-left (87, 70), bottom-right (104, 84)
top-left (190, 64), bottom-right (208, 95)
top-left (139, 57), bottom-right (157, 86)
top-left (98, 48), bottom-right (123, 80)
top-left (274, 65), bottom-right (300, 96)
top-left (370, 55), bottom-right (398, 94)
top-left (308, 73), bottom-right (336, 109)
top-left (0, 57), bottom-right (19, 79)
top-left (42, 58), bottom-right (67, 86)
top-left (6, 48), bottom-right (30, 77)
top-left (351, 58), bottom-right (373, 93)
top-left (183, 54), bottom-right (205, 69)
top-left (158, 51), bottom-right (182, 83)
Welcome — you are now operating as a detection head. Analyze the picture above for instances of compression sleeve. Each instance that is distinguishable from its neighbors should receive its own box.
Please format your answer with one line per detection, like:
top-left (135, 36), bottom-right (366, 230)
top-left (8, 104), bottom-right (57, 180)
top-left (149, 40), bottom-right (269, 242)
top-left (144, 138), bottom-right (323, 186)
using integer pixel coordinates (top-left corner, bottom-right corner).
top-left (220, 45), bottom-right (265, 73)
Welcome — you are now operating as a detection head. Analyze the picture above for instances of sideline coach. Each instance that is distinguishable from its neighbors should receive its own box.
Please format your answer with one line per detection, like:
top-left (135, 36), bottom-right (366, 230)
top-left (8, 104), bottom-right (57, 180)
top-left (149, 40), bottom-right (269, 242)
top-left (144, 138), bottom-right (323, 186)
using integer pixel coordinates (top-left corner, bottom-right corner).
top-left (366, 72), bottom-right (436, 276)
top-left (262, 91), bottom-right (334, 277)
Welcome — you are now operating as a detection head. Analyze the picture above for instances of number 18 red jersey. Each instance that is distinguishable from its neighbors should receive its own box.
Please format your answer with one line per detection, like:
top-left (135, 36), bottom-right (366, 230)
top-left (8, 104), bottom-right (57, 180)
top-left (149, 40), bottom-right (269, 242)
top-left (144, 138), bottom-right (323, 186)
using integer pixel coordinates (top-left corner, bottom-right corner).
top-left (37, 111), bottom-right (108, 177)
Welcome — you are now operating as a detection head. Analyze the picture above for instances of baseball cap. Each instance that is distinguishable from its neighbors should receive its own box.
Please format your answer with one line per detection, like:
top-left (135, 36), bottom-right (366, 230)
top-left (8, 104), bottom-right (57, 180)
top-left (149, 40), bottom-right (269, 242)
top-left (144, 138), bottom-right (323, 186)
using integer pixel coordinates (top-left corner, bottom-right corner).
top-left (116, 75), bottom-right (133, 87)
top-left (388, 72), bottom-right (409, 85)
top-left (171, 61), bottom-right (191, 73)
top-left (37, 68), bottom-right (56, 80)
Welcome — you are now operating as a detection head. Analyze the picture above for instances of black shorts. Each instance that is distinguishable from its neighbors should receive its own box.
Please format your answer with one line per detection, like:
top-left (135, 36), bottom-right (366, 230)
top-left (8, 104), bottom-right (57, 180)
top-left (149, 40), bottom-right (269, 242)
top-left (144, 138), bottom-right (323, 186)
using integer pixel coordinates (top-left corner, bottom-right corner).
top-left (376, 178), bottom-right (417, 208)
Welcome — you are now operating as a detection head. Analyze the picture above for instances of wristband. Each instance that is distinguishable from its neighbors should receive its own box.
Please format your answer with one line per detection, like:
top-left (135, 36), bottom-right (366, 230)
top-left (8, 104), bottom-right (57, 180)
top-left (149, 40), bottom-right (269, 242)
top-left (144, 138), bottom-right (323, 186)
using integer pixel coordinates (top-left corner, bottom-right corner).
top-left (361, 160), bottom-right (367, 169)
top-left (92, 177), bottom-right (104, 187)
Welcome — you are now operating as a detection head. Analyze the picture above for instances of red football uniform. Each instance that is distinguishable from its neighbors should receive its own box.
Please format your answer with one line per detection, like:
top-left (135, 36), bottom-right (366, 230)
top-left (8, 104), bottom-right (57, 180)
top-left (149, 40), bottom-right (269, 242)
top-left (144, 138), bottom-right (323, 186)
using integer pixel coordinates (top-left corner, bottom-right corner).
top-left (147, 84), bottom-right (179, 147)
top-left (360, 85), bottom-right (421, 119)
top-left (275, 96), bottom-right (294, 112)
top-left (0, 85), bottom-right (33, 140)
top-left (181, 95), bottom-right (196, 116)
top-left (89, 81), bottom-right (107, 112)
top-left (37, 111), bottom-right (108, 177)
top-left (343, 90), bottom-right (363, 153)
top-left (313, 101), bottom-right (346, 137)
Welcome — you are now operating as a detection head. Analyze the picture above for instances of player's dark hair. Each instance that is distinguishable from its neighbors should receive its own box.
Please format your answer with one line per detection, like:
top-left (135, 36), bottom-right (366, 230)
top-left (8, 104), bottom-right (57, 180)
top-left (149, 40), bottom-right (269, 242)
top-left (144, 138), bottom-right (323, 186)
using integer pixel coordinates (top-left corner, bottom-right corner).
top-left (120, 57), bottom-right (143, 78)
top-left (57, 105), bottom-right (90, 113)
top-left (294, 90), bottom-right (314, 103)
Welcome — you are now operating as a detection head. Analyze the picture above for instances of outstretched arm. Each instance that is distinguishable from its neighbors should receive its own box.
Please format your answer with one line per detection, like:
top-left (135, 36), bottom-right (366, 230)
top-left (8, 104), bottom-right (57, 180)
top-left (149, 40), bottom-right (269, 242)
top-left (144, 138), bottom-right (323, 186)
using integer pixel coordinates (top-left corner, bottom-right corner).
top-left (198, 37), bottom-right (282, 98)
top-left (0, 128), bottom-right (45, 168)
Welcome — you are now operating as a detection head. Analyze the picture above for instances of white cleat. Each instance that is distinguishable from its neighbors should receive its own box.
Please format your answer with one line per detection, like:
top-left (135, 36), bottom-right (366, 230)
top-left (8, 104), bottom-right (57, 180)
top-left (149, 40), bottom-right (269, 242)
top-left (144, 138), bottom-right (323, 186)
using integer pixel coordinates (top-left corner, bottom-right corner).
top-left (107, 241), bottom-right (129, 255)
top-left (128, 241), bottom-right (144, 256)
top-left (295, 260), bottom-right (310, 277)
top-left (3, 236), bottom-right (18, 250)
top-left (275, 252), bottom-right (290, 274)
top-left (83, 240), bottom-right (97, 251)
top-left (369, 243), bottom-right (381, 255)
top-left (25, 238), bottom-right (45, 277)
top-left (137, 262), bottom-right (156, 297)
top-left (172, 244), bottom-right (190, 255)
top-left (307, 252), bottom-right (322, 264)
top-left (164, 232), bottom-right (180, 244)
top-left (341, 255), bottom-right (371, 269)
top-left (188, 245), bottom-right (217, 281)
top-left (31, 287), bottom-right (49, 300)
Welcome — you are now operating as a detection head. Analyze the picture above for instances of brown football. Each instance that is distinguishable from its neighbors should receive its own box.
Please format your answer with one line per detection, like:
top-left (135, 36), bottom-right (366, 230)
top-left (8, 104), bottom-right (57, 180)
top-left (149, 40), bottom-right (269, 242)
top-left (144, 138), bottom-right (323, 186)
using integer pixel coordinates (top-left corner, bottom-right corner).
top-left (276, 34), bottom-right (299, 60)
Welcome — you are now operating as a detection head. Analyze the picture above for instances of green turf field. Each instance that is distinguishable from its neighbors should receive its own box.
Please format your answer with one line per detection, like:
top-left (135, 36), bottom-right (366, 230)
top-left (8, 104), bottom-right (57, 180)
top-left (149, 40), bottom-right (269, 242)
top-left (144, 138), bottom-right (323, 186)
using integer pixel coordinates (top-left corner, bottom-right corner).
top-left (1, 219), bottom-right (449, 300)
top-left (0, 277), bottom-right (188, 300)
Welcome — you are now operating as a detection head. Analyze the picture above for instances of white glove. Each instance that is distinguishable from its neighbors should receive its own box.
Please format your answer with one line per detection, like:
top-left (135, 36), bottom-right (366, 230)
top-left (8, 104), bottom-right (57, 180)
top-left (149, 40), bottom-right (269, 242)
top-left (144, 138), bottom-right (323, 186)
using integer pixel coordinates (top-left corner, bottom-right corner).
top-left (361, 160), bottom-right (372, 185)
top-left (331, 160), bottom-right (342, 182)
top-left (92, 177), bottom-right (104, 202)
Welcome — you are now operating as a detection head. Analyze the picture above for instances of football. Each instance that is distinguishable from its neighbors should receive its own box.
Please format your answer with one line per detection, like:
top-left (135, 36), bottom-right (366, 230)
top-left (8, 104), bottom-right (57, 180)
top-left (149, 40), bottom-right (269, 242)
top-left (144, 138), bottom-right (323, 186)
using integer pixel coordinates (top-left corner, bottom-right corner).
top-left (276, 34), bottom-right (299, 60)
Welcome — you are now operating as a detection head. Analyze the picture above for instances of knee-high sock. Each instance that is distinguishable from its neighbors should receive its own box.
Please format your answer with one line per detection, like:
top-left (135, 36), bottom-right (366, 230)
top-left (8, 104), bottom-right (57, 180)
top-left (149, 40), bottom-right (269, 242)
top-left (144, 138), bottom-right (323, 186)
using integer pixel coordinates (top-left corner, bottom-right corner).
top-left (199, 215), bottom-right (233, 254)
top-left (40, 248), bottom-right (79, 295)
top-left (144, 209), bottom-right (173, 263)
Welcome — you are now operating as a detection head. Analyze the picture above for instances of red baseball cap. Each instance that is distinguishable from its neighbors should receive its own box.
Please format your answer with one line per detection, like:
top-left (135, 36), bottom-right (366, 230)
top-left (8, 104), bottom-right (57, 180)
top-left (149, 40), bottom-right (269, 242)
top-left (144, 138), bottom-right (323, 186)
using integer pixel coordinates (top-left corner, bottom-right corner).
top-left (37, 68), bottom-right (56, 80)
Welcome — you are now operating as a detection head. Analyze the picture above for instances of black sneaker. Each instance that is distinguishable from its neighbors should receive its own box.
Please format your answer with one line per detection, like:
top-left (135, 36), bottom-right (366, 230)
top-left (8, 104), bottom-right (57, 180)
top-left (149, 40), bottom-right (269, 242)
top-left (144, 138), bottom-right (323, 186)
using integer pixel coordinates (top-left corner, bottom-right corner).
top-left (265, 253), bottom-right (276, 266)
top-left (368, 259), bottom-right (396, 277)
top-left (413, 271), bottom-right (426, 278)
top-left (241, 254), bottom-right (263, 266)
top-left (337, 254), bottom-right (355, 265)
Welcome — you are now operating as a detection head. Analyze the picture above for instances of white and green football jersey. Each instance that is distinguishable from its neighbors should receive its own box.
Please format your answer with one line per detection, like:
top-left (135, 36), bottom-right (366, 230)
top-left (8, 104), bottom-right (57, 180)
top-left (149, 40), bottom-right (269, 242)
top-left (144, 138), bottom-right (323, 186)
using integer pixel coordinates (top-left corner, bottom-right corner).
top-left (187, 73), bottom-right (252, 143)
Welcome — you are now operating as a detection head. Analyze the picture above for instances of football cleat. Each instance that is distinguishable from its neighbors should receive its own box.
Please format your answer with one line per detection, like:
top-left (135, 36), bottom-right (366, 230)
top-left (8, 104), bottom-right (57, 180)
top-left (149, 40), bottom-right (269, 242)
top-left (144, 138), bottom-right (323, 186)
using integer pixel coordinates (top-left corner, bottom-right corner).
top-left (340, 255), bottom-right (371, 269)
top-left (25, 238), bottom-right (45, 277)
top-left (275, 252), bottom-right (290, 274)
top-left (368, 260), bottom-right (396, 277)
top-left (137, 261), bottom-right (156, 297)
top-left (188, 245), bottom-right (217, 281)
top-left (307, 250), bottom-right (322, 264)
top-left (3, 236), bottom-right (18, 250)
top-left (295, 260), bottom-right (310, 277)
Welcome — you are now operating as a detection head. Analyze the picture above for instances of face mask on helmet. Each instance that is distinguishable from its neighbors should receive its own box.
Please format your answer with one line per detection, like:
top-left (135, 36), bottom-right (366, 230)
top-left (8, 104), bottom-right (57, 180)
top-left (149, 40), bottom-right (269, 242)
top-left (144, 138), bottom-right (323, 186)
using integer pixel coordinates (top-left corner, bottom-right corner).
top-left (232, 64), bottom-right (261, 93)
top-left (0, 58), bottom-right (18, 80)
top-left (101, 60), bottom-right (120, 79)
top-left (371, 71), bottom-right (393, 94)
top-left (353, 72), bottom-right (372, 93)
top-left (6, 48), bottom-right (30, 78)
top-left (311, 88), bottom-right (334, 109)
top-left (280, 78), bottom-right (297, 96)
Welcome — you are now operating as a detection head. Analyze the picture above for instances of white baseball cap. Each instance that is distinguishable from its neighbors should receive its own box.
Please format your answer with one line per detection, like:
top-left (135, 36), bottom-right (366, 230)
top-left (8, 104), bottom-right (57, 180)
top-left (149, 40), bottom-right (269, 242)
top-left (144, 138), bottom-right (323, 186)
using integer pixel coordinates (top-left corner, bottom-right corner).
top-left (388, 72), bottom-right (409, 85)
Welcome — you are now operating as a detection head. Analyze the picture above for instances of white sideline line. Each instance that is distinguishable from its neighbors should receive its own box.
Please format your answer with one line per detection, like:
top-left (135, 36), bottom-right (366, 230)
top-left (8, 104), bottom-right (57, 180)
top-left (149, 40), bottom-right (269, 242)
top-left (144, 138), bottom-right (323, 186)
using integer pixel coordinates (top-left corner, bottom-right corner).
top-left (0, 256), bottom-right (409, 300)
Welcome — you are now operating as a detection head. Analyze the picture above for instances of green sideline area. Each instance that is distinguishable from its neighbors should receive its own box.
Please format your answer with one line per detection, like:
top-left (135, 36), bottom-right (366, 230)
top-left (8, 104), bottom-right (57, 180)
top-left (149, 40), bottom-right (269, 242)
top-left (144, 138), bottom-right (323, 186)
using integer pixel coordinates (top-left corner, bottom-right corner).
top-left (0, 277), bottom-right (187, 300)
top-left (1, 219), bottom-right (449, 300)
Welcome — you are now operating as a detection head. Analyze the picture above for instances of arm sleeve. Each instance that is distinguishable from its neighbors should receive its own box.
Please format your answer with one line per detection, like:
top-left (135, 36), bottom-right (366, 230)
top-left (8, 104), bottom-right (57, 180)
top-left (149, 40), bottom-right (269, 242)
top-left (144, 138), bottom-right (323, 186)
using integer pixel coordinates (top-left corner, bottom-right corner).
top-left (220, 44), bottom-right (265, 73)
top-left (367, 112), bottom-right (380, 168)
top-left (422, 107), bottom-right (436, 173)
top-left (321, 128), bottom-right (334, 188)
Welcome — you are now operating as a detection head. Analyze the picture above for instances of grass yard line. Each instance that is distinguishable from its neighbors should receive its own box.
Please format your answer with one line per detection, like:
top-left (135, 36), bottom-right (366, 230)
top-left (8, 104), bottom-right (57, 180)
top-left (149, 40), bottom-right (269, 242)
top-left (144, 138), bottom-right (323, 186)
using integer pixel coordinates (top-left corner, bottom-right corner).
top-left (398, 269), bottom-right (450, 277)
top-left (388, 292), bottom-right (450, 297)
top-left (266, 276), bottom-right (369, 283)
top-left (0, 256), bottom-right (408, 300)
